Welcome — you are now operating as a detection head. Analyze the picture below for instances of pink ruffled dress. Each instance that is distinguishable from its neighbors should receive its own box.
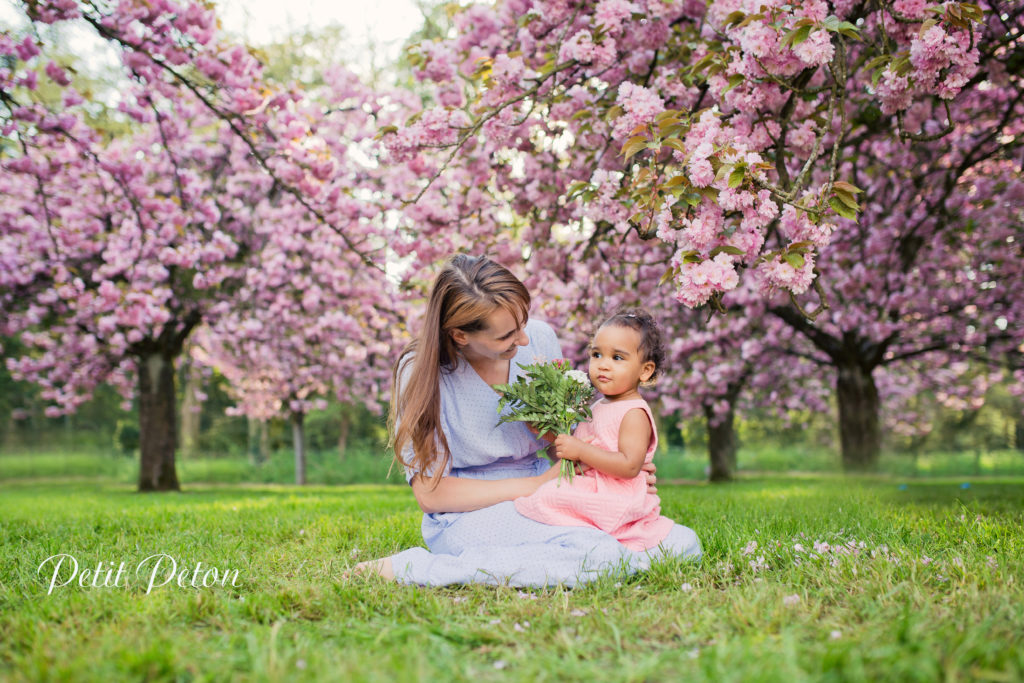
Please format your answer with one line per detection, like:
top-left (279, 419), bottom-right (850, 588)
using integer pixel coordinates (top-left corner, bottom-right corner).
top-left (514, 398), bottom-right (674, 551)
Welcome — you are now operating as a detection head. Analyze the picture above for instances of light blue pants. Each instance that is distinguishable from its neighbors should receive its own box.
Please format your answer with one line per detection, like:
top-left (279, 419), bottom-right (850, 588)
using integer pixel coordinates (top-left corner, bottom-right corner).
top-left (389, 501), bottom-right (702, 587)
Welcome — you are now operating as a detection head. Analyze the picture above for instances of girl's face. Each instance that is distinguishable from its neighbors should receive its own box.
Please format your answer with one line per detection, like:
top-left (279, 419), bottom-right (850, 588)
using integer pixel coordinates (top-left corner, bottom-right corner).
top-left (451, 307), bottom-right (529, 364)
top-left (588, 324), bottom-right (655, 400)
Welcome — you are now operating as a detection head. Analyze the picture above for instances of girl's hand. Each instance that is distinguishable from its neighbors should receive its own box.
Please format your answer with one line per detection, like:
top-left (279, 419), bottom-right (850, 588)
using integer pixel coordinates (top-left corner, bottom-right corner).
top-left (553, 434), bottom-right (585, 462)
top-left (641, 461), bottom-right (658, 494)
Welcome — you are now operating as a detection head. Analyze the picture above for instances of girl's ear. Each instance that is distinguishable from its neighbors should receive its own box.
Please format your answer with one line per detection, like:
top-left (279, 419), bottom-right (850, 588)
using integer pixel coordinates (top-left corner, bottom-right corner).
top-left (639, 360), bottom-right (656, 384)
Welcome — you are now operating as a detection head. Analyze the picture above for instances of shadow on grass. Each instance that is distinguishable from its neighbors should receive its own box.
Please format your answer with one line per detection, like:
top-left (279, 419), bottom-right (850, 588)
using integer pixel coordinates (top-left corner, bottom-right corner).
top-left (877, 479), bottom-right (1024, 513)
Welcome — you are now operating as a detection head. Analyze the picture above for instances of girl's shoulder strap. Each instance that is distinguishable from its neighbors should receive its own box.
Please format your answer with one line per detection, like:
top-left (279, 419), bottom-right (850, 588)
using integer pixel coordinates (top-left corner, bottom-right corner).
top-left (597, 397), bottom-right (651, 419)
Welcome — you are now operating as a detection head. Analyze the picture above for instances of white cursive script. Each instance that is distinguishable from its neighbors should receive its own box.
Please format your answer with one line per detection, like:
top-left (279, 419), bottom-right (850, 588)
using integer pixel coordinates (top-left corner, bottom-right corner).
top-left (37, 553), bottom-right (242, 594)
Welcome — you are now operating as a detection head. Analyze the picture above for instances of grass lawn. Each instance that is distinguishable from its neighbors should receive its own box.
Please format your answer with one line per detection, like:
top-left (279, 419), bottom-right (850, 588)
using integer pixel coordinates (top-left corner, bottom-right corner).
top-left (3, 446), bottom-right (1024, 486)
top-left (1, 475), bottom-right (1022, 682)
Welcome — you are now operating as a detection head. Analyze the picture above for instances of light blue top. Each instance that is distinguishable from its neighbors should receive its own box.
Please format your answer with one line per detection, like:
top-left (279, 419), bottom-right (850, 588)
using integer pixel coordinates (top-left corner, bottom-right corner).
top-left (401, 318), bottom-right (563, 483)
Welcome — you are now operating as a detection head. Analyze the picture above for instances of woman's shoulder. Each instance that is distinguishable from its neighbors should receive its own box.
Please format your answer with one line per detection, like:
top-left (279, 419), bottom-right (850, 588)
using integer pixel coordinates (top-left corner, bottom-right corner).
top-left (395, 351), bottom-right (416, 384)
top-left (525, 317), bottom-right (561, 354)
top-left (525, 317), bottom-right (555, 336)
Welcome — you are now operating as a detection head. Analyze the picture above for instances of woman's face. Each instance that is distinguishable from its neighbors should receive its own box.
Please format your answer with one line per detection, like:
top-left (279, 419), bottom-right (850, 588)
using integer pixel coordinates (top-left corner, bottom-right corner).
top-left (452, 307), bottom-right (529, 364)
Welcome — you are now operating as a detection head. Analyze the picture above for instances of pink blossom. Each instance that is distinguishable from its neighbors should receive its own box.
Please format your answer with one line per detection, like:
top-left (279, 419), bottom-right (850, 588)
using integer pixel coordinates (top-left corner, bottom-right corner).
top-left (875, 67), bottom-right (912, 114)
top-left (594, 0), bottom-right (638, 35)
top-left (44, 61), bottom-right (72, 86)
top-left (739, 22), bottom-right (777, 59)
top-left (15, 35), bottom-right (41, 61)
top-left (756, 253), bottom-right (816, 296)
top-left (416, 41), bottom-right (457, 82)
top-left (611, 82), bottom-right (665, 140)
top-left (793, 30), bottom-right (834, 67)
top-left (688, 157), bottom-right (714, 187)
top-left (490, 53), bottom-right (526, 86)
top-left (778, 205), bottom-right (833, 247)
top-left (558, 30), bottom-right (617, 68)
top-left (802, 0), bottom-right (829, 22)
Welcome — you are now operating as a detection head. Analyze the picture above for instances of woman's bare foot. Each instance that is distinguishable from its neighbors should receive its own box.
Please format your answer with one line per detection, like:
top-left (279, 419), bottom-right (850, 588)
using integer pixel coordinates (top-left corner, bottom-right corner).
top-left (346, 557), bottom-right (395, 581)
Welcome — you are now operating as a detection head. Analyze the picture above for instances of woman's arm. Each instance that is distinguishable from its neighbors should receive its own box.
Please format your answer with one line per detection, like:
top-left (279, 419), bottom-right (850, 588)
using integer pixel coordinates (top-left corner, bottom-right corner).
top-left (410, 466), bottom-right (560, 514)
top-left (554, 408), bottom-right (652, 479)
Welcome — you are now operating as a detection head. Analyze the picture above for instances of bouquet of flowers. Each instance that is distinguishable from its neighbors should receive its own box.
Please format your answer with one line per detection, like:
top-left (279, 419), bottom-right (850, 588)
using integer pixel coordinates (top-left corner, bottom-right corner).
top-left (493, 359), bottom-right (595, 482)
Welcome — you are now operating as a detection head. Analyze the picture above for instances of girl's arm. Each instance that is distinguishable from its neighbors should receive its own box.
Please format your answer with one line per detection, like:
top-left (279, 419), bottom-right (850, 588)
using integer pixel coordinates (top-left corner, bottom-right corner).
top-left (554, 408), bottom-right (652, 479)
top-left (410, 466), bottom-right (560, 514)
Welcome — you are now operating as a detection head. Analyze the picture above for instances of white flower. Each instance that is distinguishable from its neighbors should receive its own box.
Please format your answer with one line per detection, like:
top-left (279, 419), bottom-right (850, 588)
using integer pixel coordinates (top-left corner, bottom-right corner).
top-left (566, 369), bottom-right (590, 386)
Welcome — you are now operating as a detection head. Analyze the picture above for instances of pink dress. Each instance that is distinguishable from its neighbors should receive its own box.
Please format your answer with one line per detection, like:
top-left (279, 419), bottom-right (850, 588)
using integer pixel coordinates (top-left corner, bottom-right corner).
top-left (514, 398), bottom-right (675, 551)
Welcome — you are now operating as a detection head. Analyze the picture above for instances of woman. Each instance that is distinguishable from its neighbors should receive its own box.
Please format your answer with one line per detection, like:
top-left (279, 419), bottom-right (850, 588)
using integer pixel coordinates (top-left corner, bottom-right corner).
top-left (356, 254), bottom-right (701, 586)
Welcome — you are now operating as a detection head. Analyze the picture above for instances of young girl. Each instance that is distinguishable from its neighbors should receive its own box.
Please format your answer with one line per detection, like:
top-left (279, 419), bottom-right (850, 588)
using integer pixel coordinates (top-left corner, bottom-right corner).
top-left (514, 309), bottom-right (676, 552)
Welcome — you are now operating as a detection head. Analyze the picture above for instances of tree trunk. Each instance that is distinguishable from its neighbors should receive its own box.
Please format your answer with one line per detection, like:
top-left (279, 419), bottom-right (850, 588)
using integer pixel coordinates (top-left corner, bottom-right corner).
top-left (292, 412), bottom-right (306, 486)
top-left (247, 417), bottom-right (268, 465)
top-left (137, 352), bottom-right (181, 492)
top-left (179, 355), bottom-right (202, 458)
top-left (1016, 418), bottom-right (1023, 453)
top-left (704, 404), bottom-right (737, 482)
top-left (835, 361), bottom-right (881, 470)
top-left (260, 419), bottom-right (270, 463)
top-left (337, 409), bottom-right (351, 460)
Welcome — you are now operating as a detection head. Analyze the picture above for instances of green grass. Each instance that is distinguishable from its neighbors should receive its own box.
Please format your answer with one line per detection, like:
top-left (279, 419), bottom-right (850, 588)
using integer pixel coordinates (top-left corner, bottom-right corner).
top-left (0, 447), bottom-right (407, 485)
top-left (3, 446), bottom-right (1023, 486)
top-left (1, 475), bottom-right (1022, 681)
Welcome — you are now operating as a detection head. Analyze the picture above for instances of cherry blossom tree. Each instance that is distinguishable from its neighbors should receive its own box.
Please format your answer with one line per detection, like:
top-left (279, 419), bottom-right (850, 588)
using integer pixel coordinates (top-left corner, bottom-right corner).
top-left (1, 2), bottom-right (400, 490)
top-left (183, 65), bottom-right (411, 485)
top-left (382, 0), bottom-right (1023, 471)
top-left (192, 206), bottom-right (406, 484)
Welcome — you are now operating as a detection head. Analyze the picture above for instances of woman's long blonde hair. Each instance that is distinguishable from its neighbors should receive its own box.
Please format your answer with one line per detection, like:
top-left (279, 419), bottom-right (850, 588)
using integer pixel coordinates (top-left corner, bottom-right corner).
top-left (389, 254), bottom-right (530, 487)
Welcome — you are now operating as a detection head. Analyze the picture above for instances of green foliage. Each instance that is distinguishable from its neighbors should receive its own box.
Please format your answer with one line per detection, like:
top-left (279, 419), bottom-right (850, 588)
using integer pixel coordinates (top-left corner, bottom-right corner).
top-left (494, 361), bottom-right (595, 435)
top-left (304, 400), bottom-right (387, 453)
top-left (494, 360), bottom-right (595, 481)
top-left (1, 476), bottom-right (1022, 680)
top-left (113, 421), bottom-right (139, 457)
top-left (0, 335), bottom-right (133, 452)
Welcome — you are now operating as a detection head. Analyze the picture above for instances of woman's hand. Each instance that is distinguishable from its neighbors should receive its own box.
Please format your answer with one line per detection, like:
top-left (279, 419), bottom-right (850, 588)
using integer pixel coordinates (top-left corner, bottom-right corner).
top-left (641, 461), bottom-right (658, 494)
top-left (525, 422), bottom-right (557, 443)
top-left (538, 464), bottom-right (561, 483)
top-left (535, 456), bottom-right (585, 487)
